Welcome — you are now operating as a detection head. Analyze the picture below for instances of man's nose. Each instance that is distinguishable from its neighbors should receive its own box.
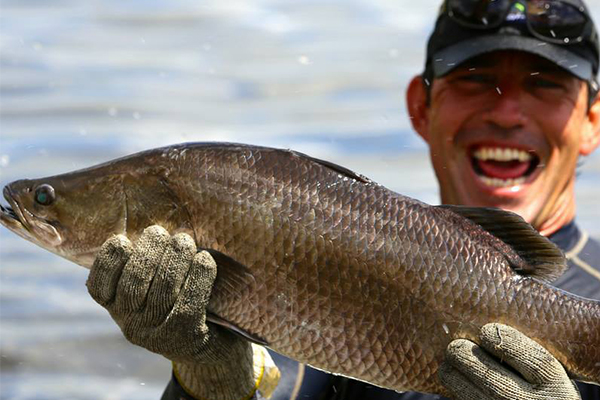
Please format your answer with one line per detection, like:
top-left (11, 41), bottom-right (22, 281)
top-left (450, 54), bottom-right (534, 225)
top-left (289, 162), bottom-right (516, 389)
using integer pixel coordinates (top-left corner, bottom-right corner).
top-left (483, 83), bottom-right (527, 130)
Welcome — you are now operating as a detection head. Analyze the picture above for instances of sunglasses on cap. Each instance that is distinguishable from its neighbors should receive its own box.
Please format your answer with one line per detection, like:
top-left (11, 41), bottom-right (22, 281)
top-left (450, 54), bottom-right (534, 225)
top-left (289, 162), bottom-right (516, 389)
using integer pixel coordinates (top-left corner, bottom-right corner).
top-left (445, 0), bottom-right (591, 45)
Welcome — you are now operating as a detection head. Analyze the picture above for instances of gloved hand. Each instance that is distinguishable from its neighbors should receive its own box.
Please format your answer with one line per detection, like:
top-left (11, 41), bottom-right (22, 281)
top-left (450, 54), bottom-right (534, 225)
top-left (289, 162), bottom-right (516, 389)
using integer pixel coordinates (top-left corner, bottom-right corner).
top-left (439, 323), bottom-right (581, 400)
top-left (86, 226), bottom-right (279, 400)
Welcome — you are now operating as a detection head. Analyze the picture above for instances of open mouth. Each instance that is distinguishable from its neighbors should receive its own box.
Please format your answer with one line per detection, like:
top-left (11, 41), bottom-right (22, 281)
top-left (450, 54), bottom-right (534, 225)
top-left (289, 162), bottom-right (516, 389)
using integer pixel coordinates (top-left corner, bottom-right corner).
top-left (0, 185), bottom-right (35, 246)
top-left (470, 145), bottom-right (540, 188)
top-left (0, 202), bottom-right (19, 220)
top-left (1, 185), bottom-right (26, 229)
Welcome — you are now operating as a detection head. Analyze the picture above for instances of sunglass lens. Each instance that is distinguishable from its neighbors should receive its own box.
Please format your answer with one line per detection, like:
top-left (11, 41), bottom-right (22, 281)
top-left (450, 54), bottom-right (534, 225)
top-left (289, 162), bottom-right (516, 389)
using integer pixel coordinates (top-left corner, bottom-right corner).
top-left (448, 0), bottom-right (512, 27)
top-left (527, 0), bottom-right (586, 42)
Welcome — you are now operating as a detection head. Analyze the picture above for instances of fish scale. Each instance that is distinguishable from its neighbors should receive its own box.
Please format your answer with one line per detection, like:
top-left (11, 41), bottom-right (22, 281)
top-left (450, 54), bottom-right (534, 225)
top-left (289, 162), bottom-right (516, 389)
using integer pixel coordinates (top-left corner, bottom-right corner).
top-left (0, 142), bottom-right (598, 395)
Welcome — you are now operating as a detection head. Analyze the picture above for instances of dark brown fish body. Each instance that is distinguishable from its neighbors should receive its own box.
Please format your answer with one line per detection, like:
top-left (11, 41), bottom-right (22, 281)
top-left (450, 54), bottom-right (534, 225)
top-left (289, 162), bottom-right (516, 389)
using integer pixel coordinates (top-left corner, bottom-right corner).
top-left (1, 143), bottom-right (599, 394)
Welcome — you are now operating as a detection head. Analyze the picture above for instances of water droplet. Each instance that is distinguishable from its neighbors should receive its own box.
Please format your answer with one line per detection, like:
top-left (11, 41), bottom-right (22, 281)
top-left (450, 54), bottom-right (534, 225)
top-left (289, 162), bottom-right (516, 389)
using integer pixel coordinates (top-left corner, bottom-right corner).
top-left (298, 55), bottom-right (311, 65)
top-left (0, 154), bottom-right (10, 167)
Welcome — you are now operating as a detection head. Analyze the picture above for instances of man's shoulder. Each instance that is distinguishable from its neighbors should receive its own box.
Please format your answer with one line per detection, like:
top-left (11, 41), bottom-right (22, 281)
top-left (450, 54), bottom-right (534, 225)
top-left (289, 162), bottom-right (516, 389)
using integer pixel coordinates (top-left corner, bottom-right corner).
top-left (553, 231), bottom-right (600, 299)
top-left (565, 231), bottom-right (600, 279)
top-left (580, 234), bottom-right (600, 262)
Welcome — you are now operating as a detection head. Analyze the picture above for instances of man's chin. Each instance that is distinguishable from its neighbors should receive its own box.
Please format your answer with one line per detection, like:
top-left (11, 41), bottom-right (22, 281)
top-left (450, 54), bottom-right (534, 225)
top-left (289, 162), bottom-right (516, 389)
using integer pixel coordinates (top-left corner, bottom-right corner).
top-left (469, 191), bottom-right (540, 226)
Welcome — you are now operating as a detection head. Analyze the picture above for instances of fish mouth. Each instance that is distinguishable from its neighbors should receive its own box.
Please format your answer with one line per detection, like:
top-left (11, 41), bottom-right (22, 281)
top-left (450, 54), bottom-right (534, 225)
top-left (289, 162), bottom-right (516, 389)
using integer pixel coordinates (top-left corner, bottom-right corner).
top-left (1, 201), bottom-right (20, 221)
top-left (1, 185), bottom-right (35, 241)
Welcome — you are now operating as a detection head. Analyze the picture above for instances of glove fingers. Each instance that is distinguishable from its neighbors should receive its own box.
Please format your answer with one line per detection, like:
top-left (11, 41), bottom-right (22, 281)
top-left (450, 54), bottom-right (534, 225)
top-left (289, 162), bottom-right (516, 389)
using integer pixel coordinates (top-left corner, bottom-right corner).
top-left (146, 232), bottom-right (196, 324)
top-left (169, 250), bottom-right (217, 317)
top-left (183, 251), bottom-right (246, 363)
top-left (87, 235), bottom-right (133, 306)
top-left (191, 250), bottom-right (218, 306)
top-left (159, 250), bottom-right (223, 361)
top-left (438, 362), bottom-right (491, 400)
top-left (115, 225), bottom-right (170, 312)
top-left (480, 323), bottom-right (568, 384)
top-left (444, 338), bottom-right (529, 399)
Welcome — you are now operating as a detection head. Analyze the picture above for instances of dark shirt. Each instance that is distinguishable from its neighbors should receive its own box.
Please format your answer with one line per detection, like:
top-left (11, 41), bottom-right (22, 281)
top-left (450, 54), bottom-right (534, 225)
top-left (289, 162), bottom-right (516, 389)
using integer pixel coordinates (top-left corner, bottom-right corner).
top-left (163, 221), bottom-right (600, 400)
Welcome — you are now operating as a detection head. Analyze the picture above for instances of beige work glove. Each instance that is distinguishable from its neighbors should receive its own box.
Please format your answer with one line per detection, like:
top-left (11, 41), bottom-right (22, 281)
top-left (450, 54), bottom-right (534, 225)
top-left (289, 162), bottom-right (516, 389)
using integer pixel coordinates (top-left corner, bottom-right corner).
top-left (87, 226), bottom-right (279, 400)
top-left (439, 323), bottom-right (581, 400)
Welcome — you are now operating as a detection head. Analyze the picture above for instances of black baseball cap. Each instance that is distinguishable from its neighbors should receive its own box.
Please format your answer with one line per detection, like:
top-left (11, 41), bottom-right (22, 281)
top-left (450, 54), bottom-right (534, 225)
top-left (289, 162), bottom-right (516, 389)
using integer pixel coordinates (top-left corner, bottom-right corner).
top-left (424, 0), bottom-right (599, 85)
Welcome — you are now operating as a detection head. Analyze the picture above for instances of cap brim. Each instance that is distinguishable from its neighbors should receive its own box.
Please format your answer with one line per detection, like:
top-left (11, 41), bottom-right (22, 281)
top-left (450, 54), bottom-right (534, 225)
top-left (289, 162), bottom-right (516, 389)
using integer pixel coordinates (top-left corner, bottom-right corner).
top-left (432, 35), bottom-right (593, 81)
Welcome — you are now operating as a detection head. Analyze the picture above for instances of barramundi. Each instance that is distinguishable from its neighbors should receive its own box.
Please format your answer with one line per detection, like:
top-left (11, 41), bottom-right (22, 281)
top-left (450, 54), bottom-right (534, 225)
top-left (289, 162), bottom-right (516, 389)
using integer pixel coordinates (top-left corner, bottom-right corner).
top-left (1, 142), bottom-right (598, 394)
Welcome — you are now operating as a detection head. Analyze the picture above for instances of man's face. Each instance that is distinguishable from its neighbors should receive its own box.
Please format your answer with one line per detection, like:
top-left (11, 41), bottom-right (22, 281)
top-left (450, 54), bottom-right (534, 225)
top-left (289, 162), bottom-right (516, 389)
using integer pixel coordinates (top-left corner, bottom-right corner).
top-left (408, 51), bottom-right (600, 235)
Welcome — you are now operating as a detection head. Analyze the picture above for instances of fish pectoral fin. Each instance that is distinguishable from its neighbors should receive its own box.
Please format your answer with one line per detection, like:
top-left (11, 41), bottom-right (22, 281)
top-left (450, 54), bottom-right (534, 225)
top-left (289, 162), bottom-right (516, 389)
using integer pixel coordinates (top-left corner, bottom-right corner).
top-left (206, 312), bottom-right (269, 346)
top-left (437, 205), bottom-right (567, 282)
top-left (203, 249), bottom-right (268, 346)
top-left (205, 248), bottom-right (257, 293)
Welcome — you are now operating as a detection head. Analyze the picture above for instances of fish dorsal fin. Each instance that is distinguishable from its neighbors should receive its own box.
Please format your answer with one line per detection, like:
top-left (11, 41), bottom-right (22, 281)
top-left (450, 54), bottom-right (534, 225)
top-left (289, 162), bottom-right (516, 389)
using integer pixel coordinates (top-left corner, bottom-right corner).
top-left (285, 149), bottom-right (373, 184)
top-left (190, 142), bottom-right (373, 184)
top-left (437, 205), bottom-right (567, 282)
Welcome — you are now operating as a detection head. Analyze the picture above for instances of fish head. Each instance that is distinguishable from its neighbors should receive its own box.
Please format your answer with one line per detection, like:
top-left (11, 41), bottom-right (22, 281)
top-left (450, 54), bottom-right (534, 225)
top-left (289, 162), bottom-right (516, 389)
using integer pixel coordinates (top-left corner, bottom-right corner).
top-left (0, 152), bottom-right (194, 268)
top-left (1, 169), bottom-right (129, 268)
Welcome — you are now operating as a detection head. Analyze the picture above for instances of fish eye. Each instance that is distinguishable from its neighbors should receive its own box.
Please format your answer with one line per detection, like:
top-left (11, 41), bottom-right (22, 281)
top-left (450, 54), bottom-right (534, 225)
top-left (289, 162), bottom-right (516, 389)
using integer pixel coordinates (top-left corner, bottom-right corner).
top-left (34, 184), bottom-right (56, 206)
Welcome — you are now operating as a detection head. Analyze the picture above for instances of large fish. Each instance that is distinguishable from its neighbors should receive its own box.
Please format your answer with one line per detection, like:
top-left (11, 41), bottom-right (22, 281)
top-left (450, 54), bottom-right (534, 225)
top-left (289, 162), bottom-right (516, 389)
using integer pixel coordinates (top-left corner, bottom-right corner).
top-left (1, 142), bottom-right (599, 394)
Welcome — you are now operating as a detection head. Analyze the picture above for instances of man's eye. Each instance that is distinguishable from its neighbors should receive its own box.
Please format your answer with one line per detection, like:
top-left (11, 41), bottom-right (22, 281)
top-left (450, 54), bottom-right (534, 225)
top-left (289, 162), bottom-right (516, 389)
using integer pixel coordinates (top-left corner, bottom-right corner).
top-left (456, 74), bottom-right (495, 84)
top-left (530, 77), bottom-right (563, 89)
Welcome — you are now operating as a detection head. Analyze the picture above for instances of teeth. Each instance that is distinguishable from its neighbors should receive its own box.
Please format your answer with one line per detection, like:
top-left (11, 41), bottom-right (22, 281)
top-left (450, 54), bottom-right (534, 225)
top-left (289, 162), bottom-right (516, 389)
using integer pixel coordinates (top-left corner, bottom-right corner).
top-left (473, 147), bottom-right (532, 162)
top-left (480, 176), bottom-right (526, 188)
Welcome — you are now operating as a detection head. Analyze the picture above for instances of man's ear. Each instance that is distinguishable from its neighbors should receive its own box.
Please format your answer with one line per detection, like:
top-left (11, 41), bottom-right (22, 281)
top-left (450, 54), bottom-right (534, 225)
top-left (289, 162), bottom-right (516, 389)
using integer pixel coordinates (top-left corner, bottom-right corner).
top-left (580, 94), bottom-right (600, 156)
top-left (406, 75), bottom-right (430, 143)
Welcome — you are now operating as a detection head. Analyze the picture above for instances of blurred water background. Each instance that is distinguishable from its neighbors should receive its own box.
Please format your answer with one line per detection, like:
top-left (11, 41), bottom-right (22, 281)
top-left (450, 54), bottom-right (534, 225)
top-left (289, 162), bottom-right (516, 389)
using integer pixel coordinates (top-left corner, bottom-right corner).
top-left (0, 1), bottom-right (599, 399)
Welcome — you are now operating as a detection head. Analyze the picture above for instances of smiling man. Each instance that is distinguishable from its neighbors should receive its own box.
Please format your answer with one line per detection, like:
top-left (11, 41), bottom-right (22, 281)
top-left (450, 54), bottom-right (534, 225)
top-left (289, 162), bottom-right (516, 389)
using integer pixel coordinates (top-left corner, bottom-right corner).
top-left (86, 0), bottom-right (600, 399)
top-left (407, 44), bottom-right (600, 239)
